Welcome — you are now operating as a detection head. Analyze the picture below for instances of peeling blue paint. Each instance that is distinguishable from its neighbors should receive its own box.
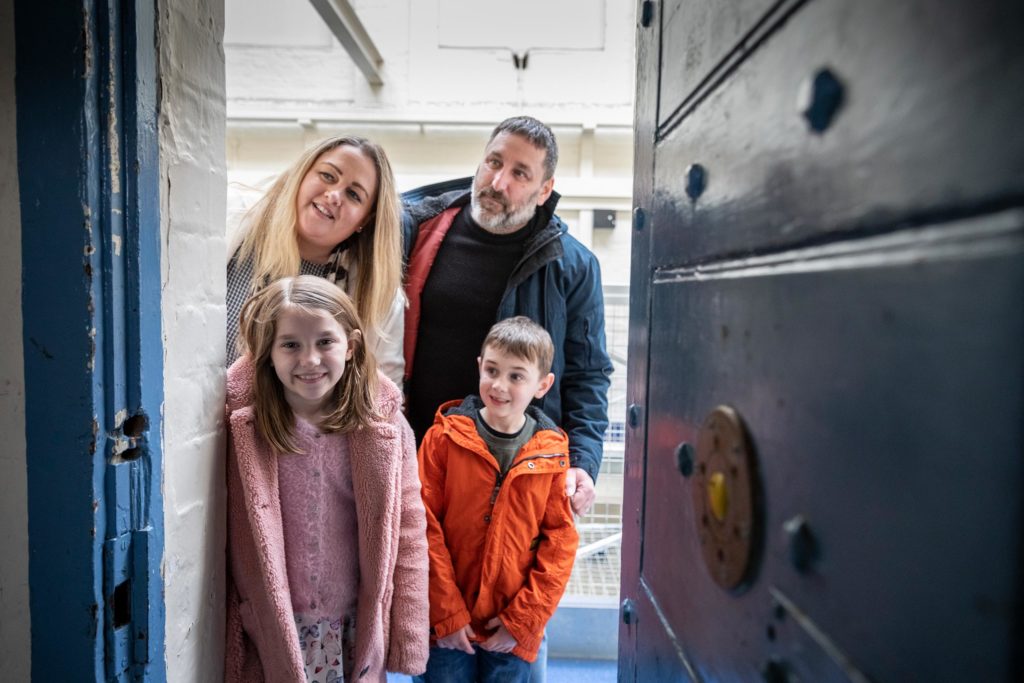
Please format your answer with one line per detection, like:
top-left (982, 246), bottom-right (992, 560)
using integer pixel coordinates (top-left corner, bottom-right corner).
top-left (16, 0), bottom-right (165, 680)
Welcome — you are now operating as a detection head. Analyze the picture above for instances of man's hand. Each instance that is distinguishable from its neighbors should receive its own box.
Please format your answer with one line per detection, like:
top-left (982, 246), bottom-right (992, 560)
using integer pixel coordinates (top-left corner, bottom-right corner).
top-left (479, 617), bottom-right (517, 653)
top-left (437, 624), bottom-right (476, 654)
top-left (565, 467), bottom-right (596, 516)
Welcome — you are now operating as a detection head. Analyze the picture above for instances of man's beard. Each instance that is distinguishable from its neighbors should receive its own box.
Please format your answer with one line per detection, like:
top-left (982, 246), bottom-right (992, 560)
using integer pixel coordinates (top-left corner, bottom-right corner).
top-left (470, 186), bottom-right (540, 235)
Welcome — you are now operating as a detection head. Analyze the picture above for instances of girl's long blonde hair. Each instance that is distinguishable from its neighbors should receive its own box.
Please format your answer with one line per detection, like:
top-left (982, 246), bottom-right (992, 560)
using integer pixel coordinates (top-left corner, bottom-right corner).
top-left (238, 275), bottom-right (379, 454)
top-left (234, 136), bottom-right (403, 345)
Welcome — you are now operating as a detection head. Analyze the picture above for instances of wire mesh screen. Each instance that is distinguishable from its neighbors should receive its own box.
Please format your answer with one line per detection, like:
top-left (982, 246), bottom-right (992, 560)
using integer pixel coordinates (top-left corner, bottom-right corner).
top-left (563, 285), bottom-right (629, 605)
top-left (564, 525), bottom-right (623, 603)
top-left (600, 284), bottom-right (628, 478)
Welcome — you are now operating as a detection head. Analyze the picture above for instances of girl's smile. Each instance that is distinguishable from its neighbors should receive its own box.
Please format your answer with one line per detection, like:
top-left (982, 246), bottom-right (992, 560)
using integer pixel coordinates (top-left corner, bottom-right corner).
top-left (294, 371), bottom-right (328, 383)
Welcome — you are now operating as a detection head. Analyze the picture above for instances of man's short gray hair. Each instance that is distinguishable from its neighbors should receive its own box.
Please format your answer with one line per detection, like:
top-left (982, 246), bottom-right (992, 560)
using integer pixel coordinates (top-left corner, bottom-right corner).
top-left (489, 116), bottom-right (559, 180)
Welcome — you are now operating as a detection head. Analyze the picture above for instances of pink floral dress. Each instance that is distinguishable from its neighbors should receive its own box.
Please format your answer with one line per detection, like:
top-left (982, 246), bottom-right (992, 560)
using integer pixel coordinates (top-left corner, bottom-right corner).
top-left (279, 418), bottom-right (360, 682)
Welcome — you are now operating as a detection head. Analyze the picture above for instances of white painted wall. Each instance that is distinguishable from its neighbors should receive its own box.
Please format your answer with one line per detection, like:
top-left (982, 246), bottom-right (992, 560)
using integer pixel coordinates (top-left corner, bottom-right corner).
top-left (226, 0), bottom-right (634, 124)
top-left (158, 0), bottom-right (228, 680)
top-left (224, 0), bottom-right (635, 285)
top-left (0, 0), bottom-right (30, 678)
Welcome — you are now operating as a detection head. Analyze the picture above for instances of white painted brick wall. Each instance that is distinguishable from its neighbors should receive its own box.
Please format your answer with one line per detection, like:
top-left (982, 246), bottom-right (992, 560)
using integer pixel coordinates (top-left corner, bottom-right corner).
top-left (0, 0), bottom-right (30, 678)
top-left (226, 0), bottom-right (635, 125)
top-left (159, 0), bottom-right (228, 679)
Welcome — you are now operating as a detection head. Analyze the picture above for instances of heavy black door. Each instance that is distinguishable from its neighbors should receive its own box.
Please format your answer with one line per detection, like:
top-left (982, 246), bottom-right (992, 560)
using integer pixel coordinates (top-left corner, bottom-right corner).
top-left (620, 0), bottom-right (1024, 680)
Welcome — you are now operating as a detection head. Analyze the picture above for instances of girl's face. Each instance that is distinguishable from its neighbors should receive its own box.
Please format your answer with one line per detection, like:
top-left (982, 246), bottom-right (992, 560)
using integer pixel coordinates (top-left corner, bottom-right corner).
top-left (270, 305), bottom-right (355, 421)
top-left (294, 145), bottom-right (379, 263)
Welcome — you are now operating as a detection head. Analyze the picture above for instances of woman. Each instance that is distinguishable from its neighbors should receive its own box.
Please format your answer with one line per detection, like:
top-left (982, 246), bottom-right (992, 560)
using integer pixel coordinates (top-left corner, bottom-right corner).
top-left (227, 136), bottom-right (405, 385)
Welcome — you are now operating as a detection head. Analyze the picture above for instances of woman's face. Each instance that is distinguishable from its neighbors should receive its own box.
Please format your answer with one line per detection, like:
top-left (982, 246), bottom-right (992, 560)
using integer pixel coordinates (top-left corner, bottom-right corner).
top-left (294, 144), bottom-right (379, 263)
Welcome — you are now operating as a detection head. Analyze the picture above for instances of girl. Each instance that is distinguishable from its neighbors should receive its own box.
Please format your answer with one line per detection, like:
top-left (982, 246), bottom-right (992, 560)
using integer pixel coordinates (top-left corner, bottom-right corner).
top-left (224, 275), bottom-right (428, 683)
top-left (227, 136), bottom-right (406, 386)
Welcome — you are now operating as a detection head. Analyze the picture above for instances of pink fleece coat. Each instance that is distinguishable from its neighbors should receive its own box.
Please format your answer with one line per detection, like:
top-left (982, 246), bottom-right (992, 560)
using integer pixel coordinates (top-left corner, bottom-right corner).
top-left (224, 356), bottom-right (429, 682)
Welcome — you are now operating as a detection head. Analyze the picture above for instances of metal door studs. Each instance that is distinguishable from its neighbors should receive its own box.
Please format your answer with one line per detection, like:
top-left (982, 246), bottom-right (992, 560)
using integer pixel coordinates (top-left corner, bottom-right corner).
top-left (783, 514), bottom-right (819, 573)
top-left (640, 0), bottom-right (655, 28)
top-left (621, 598), bottom-right (637, 625)
top-left (685, 163), bottom-right (707, 201)
top-left (798, 67), bottom-right (845, 133)
top-left (675, 441), bottom-right (695, 477)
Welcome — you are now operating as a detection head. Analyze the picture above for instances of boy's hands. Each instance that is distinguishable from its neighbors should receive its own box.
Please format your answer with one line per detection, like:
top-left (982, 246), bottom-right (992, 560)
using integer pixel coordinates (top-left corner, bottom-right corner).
top-left (438, 619), bottom-right (518, 654)
top-left (437, 624), bottom-right (476, 654)
top-left (565, 467), bottom-right (596, 515)
top-left (479, 617), bottom-right (518, 653)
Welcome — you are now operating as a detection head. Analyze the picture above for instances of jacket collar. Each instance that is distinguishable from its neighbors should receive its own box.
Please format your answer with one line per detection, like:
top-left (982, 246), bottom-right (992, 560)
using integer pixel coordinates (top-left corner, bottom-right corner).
top-left (406, 188), bottom-right (562, 237)
top-left (443, 394), bottom-right (560, 433)
top-left (405, 189), bottom-right (566, 288)
top-left (434, 395), bottom-right (568, 465)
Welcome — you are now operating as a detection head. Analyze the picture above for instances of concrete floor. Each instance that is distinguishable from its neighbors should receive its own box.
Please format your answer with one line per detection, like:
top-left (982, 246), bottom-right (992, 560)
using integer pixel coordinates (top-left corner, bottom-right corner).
top-left (547, 657), bottom-right (618, 681)
top-left (387, 657), bottom-right (617, 682)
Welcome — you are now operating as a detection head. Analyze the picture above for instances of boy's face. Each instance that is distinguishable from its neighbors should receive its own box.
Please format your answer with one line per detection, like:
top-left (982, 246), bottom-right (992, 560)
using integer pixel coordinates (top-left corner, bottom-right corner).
top-left (477, 345), bottom-right (554, 431)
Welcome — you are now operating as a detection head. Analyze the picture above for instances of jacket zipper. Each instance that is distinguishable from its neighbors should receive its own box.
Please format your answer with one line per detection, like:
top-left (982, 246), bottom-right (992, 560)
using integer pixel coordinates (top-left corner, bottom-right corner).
top-left (488, 453), bottom-right (565, 507)
top-left (480, 451), bottom-right (566, 605)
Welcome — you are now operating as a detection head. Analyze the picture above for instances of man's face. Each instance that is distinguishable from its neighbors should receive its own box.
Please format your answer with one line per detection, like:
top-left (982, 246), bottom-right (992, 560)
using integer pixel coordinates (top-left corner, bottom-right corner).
top-left (470, 132), bottom-right (555, 234)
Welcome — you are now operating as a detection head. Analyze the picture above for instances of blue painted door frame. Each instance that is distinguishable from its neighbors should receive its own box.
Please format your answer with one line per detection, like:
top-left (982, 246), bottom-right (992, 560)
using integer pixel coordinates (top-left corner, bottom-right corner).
top-left (15, 0), bottom-right (166, 680)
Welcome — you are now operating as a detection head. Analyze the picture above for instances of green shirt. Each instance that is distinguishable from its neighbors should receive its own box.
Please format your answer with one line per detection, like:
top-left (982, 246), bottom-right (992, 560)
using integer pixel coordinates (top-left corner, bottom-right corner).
top-left (473, 410), bottom-right (537, 475)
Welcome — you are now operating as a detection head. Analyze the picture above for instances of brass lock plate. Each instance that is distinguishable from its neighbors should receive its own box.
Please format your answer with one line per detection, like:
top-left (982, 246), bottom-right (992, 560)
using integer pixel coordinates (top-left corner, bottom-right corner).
top-left (692, 405), bottom-right (759, 591)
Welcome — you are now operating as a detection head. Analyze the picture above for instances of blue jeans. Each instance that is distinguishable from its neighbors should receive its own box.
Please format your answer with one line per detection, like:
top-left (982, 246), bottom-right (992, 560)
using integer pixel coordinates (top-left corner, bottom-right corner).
top-left (528, 631), bottom-right (547, 683)
top-left (416, 645), bottom-right (530, 683)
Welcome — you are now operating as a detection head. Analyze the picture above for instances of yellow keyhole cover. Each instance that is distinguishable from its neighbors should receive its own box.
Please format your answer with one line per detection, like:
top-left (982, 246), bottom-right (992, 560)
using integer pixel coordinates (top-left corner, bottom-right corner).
top-left (708, 471), bottom-right (728, 521)
top-left (692, 406), bottom-right (757, 591)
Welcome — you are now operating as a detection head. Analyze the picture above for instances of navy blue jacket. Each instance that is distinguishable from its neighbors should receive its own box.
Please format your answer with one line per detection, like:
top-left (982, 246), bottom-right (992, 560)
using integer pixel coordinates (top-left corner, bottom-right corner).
top-left (402, 189), bottom-right (612, 482)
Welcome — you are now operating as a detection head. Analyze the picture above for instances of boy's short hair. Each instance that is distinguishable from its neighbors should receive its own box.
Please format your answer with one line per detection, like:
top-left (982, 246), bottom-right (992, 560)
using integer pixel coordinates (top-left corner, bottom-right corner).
top-left (481, 316), bottom-right (555, 375)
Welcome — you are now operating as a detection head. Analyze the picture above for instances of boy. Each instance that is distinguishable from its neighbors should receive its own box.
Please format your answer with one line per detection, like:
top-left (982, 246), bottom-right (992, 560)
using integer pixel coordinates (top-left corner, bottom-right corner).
top-left (416, 316), bottom-right (579, 682)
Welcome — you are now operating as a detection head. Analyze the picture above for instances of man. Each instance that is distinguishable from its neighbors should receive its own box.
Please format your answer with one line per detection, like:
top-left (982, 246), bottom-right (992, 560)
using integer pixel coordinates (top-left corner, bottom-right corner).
top-left (403, 115), bottom-right (612, 518)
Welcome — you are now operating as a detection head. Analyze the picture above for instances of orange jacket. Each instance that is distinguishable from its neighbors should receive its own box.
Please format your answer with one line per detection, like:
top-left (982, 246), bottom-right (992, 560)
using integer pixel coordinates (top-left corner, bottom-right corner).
top-left (417, 397), bottom-right (578, 662)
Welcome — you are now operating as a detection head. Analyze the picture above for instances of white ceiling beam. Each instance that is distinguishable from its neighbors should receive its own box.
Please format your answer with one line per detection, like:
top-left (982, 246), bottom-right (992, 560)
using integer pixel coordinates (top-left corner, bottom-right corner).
top-left (307, 0), bottom-right (384, 85)
top-left (225, 109), bottom-right (635, 131)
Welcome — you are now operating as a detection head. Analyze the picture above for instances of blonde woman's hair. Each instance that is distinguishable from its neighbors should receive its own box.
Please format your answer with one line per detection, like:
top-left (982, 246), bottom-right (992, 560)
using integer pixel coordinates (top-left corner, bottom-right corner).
top-left (234, 136), bottom-right (403, 346)
top-left (238, 275), bottom-right (379, 454)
